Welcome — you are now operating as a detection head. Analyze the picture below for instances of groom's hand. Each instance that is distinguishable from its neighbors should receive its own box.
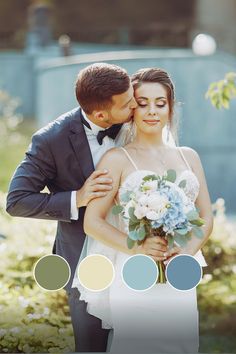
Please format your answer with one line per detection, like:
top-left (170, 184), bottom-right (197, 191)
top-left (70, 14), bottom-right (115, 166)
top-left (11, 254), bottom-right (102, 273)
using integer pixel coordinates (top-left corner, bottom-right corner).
top-left (76, 169), bottom-right (113, 207)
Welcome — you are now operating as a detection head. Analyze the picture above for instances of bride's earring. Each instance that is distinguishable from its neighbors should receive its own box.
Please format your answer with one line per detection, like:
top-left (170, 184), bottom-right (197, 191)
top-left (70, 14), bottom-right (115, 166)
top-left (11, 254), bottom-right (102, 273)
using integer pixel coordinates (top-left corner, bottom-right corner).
top-left (130, 121), bottom-right (136, 142)
top-left (167, 122), bottom-right (170, 142)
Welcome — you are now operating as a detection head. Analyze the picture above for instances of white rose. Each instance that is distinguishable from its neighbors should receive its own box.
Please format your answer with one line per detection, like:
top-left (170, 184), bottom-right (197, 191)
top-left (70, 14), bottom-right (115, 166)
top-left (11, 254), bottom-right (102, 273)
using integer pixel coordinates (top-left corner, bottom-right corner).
top-left (147, 193), bottom-right (169, 212)
top-left (134, 205), bottom-right (148, 219)
top-left (138, 194), bottom-right (150, 207)
top-left (146, 210), bottom-right (160, 220)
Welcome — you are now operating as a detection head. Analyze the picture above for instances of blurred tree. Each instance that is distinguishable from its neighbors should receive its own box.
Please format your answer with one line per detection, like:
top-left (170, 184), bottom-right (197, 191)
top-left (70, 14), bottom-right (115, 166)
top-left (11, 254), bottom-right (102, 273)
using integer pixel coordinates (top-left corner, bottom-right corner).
top-left (206, 72), bottom-right (236, 109)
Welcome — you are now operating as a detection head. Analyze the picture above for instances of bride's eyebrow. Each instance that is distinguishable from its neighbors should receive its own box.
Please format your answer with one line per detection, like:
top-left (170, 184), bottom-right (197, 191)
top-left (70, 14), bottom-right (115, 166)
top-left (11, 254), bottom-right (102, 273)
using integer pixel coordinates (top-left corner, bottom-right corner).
top-left (137, 96), bottom-right (167, 100)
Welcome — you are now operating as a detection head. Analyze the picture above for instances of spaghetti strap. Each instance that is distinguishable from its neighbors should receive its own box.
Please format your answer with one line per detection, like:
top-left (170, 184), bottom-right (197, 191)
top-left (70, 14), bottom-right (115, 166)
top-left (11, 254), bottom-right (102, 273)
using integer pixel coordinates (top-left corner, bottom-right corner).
top-left (178, 147), bottom-right (192, 170)
top-left (120, 147), bottom-right (138, 171)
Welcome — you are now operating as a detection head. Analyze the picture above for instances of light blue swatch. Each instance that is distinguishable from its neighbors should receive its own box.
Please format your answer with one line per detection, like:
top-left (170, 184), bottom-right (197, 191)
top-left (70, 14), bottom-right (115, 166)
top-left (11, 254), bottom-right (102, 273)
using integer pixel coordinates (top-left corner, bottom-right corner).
top-left (166, 255), bottom-right (202, 291)
top-left (122, 255), bottom-right (158, 291)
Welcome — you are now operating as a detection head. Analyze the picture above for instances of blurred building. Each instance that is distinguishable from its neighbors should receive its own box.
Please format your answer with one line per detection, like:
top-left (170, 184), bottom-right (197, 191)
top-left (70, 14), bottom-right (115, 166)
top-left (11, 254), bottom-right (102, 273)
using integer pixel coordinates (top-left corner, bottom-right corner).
top-left (0, 0), bottom-right (235, 53)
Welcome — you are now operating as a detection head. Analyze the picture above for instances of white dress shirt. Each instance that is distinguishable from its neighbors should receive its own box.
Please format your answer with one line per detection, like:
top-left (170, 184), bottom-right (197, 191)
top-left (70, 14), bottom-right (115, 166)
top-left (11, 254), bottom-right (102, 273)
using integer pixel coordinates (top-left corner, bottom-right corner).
top-left (70, 110), bottom-right (117, 220)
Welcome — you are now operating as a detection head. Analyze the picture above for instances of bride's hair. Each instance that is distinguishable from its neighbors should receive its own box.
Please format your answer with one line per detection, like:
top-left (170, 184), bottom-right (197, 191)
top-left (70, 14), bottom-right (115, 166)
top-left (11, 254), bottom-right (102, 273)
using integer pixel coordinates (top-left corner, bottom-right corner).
top-left (131, 68), bottom-right (179, 144)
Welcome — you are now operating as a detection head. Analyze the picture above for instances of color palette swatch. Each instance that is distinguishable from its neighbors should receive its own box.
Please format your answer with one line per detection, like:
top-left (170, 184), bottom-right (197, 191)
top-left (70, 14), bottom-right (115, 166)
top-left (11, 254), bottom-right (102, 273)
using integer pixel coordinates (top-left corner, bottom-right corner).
top-left (77, 254), bottom-right (115, 291)
top-left (33, 254), bottom-right (71, 291)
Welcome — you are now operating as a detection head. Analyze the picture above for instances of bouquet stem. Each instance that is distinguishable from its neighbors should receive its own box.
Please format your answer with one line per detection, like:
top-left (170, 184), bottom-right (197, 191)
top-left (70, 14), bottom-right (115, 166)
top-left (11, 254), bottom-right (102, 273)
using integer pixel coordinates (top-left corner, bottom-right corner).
top-left (157, 261), bottom-right (167, 283)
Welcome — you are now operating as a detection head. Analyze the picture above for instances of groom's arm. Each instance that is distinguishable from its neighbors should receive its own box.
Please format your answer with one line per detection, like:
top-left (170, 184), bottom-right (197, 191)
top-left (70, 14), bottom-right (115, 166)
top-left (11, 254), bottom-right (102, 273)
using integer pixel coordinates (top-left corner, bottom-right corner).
top-left (6, 131), bottom-right (72, 222)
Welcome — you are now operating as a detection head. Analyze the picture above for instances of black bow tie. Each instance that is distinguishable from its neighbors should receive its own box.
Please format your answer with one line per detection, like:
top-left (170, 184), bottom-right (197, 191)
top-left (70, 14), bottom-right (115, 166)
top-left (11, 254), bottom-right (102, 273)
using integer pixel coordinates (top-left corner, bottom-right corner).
top-left (81, 115), bottom-right (122, 145)
top-left (97, 124), bottom-right (122, 145)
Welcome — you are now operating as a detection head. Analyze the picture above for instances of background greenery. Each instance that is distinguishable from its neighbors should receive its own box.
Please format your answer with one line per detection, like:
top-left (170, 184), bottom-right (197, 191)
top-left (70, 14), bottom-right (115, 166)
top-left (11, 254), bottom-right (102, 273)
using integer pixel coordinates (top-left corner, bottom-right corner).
top-left (0, 91), bottom-right (236, 352)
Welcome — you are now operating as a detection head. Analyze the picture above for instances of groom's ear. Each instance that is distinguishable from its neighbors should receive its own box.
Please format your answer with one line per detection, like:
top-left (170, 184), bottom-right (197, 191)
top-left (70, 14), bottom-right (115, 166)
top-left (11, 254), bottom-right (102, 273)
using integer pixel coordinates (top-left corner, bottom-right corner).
top-left (94, 110), bottom-right (109, 122)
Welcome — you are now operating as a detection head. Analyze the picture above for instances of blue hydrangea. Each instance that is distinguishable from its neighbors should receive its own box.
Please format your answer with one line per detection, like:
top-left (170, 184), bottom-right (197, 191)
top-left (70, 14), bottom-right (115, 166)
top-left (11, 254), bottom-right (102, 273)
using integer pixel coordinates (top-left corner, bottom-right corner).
top-left (151, 184), bottom-right (189, 234)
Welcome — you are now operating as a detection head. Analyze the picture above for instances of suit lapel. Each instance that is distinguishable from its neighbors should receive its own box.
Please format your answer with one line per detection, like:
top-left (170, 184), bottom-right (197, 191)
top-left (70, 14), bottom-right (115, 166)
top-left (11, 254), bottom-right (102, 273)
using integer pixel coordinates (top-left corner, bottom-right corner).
top-left (69, 108), bottom-right (94, 180)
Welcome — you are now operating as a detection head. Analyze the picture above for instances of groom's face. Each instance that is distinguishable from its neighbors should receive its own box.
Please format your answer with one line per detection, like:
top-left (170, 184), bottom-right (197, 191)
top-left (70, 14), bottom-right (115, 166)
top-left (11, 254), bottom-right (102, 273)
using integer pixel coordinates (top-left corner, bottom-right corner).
top-left (106, 84), bottom-right (137, 125)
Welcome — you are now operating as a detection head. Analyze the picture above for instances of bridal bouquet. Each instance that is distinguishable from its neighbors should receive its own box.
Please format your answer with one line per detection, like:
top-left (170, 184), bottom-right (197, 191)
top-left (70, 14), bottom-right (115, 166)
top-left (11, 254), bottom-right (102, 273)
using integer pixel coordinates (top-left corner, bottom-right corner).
top-left (112, 170), bottom-right (204, 283)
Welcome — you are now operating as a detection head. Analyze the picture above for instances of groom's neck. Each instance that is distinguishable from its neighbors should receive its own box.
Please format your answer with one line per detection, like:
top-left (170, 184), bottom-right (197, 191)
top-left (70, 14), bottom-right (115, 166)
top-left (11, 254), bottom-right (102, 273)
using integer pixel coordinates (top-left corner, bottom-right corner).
top-left (86, 113), bottom-right (112, 129)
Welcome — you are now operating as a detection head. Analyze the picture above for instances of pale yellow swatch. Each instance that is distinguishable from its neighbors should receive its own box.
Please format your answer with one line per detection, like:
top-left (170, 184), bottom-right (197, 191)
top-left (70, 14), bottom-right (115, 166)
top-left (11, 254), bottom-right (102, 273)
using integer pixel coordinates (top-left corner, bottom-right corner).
top-left (78, 254), bottom-right (115, 291)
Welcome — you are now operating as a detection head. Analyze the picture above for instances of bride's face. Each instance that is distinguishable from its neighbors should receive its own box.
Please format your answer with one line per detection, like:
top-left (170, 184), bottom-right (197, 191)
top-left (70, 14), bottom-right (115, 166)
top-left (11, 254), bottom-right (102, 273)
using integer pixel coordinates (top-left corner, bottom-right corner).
top-left (133, 82), bottom-right (170, 134)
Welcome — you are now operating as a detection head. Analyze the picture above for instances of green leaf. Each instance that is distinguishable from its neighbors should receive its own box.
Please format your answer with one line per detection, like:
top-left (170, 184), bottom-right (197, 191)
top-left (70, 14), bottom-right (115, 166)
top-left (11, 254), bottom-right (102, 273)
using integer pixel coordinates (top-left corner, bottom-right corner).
top-left (120, 191), bottom-right (132, 203)
top-left (165, 169), bottom-right (176, 183)
top-left (178, 179), bottom-right (187, 188)
top-left (112, 205), bottom-right (123, 215)
top-left (187, 210), bottom-right (199, 221)
top-left (128, 207), bottom-right (138, 222)
top-left (174, 233), bottom-right (188, 247)
top-left (143, 174), bottom-right (158, 182)
top-left (166, 234), bottom-right (174, 249)
top-left (129, 221), bottom-right (140, 232)
top-left (190, 218), bottom-right (205, 226)
top-left (127, 237), bottom-right (135, 249)
top-left (192, 226), bottom-right (204, 238)
top-left (137, 225), bottom-right (146, 241)
top-left (128, 207), bottom-right (140, 224)
top-left (129, 230), bottom-right (139, 241)
top-left (175, 228), bottom-right (189, 235)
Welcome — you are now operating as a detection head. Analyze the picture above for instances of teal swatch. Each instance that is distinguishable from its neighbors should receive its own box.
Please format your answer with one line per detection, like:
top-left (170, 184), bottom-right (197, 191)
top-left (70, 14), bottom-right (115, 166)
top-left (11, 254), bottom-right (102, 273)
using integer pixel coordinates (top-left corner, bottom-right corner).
top-left (122, 255), bottom-right (158, 291)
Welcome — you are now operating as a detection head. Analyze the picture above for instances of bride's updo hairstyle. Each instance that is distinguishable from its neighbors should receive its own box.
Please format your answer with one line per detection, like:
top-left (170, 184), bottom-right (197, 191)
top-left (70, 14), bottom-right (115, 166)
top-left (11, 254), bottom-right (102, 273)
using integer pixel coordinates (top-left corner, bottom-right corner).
top-left (131, 68), bottom-right (175, 120)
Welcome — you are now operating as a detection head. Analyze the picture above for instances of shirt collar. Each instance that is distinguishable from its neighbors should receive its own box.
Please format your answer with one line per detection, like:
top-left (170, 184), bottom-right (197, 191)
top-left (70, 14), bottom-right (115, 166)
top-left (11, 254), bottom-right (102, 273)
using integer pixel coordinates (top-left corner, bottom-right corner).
top-left (81, 109), bottom-right (105, 135)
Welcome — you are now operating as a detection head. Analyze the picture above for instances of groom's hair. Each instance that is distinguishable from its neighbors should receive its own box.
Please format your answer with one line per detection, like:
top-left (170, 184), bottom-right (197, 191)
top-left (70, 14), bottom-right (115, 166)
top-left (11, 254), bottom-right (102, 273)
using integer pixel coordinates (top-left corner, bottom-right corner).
top-left (75, 63), bottom-right (130, 114)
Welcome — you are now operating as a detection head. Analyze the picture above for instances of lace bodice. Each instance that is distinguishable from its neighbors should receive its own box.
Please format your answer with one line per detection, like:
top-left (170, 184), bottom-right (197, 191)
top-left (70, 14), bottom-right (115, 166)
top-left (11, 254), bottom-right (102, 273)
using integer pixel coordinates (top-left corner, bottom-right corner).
top-left (119, 169), bottom-right (200, 204)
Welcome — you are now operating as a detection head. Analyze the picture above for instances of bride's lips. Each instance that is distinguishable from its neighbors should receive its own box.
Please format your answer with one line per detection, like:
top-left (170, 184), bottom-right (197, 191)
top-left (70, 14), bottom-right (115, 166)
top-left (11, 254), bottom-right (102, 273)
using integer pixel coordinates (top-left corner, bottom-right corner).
top-left (143, 120), bottom-right (160, 125)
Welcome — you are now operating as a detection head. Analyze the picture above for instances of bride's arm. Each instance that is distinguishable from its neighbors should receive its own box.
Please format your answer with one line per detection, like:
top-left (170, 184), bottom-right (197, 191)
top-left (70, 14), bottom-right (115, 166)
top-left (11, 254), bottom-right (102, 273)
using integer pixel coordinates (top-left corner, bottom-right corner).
top-left (181, 147), bottom-right (214, 255)
top-left (84, 148), bottom-right (134, 254)
top-left (84, 148), bottom-right (168, 260)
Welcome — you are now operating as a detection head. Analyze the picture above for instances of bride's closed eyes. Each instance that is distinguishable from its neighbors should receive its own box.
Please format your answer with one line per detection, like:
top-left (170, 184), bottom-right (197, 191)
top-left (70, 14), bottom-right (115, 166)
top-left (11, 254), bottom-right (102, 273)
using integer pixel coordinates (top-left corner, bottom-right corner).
top-left (137, 100), bottom-right (167, 108)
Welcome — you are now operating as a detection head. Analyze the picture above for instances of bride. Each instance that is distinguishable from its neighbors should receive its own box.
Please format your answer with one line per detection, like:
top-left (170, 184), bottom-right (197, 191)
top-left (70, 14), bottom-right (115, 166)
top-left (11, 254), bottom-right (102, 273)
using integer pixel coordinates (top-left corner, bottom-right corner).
top-left (72, 68), bottom-right (213, 353)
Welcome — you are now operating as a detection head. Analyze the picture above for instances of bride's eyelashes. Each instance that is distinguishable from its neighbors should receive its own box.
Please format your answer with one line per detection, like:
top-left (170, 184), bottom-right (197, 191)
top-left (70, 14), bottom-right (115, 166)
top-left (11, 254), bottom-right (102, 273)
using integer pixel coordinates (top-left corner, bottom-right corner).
top-left (137, 102), bottom-right (166, 108)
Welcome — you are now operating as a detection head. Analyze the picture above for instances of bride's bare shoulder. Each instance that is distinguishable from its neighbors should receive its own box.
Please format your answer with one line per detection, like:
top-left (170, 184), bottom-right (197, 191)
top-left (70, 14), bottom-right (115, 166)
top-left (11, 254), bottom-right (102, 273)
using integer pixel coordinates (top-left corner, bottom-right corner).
top-left (98, 147), bottom-right (127, 166)
top-left (179, 146), bottom-right (200, 160)
top-left (179, 146), bottom-right (202, 170)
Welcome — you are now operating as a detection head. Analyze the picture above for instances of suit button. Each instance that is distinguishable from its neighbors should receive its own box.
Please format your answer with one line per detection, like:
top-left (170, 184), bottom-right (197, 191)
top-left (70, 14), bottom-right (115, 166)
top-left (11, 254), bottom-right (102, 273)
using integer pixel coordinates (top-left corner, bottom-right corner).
top-left (45, 212), bottom-right (50, 216)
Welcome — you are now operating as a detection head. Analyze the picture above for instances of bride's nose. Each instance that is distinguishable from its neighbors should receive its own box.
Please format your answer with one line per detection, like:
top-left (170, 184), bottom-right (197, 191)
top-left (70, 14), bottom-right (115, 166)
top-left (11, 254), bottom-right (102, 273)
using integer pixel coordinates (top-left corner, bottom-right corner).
top-left (148, 103), bottom-right (158, 115)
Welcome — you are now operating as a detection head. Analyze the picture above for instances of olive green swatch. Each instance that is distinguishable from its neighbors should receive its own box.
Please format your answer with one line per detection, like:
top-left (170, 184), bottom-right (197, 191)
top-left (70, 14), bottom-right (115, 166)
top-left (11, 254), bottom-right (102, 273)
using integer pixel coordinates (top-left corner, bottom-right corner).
top-left (33, 254), bottom-right (71, 291)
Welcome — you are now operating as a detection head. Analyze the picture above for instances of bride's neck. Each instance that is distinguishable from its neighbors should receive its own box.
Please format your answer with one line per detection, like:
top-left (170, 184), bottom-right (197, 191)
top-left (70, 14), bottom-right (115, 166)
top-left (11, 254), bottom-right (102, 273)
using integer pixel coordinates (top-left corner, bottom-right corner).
top-left (133, 132), bottom-right (166, 149)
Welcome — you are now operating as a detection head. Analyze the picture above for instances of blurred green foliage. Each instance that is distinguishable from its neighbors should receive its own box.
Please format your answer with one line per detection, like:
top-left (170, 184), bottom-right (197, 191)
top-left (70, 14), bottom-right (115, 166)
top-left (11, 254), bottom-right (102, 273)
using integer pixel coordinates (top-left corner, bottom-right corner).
top-left (0, 197), bottom-right (74, 352)
top-left (206, 72), bottom-right (236, 109)
top-left (0, 193), bottom-right (235, 352)
top-left (198, 198), bottom-right (236, 352)
top-left (0, 89), bottom-right (35, 192)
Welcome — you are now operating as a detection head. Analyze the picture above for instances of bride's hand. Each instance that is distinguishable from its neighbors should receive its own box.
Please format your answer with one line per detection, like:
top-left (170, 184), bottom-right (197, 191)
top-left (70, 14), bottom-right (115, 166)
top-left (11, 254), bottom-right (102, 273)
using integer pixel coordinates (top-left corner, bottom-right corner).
top-left (135, 236), bottom-right (168, 262)
top-left (163, 246), bottom-right (181, 265)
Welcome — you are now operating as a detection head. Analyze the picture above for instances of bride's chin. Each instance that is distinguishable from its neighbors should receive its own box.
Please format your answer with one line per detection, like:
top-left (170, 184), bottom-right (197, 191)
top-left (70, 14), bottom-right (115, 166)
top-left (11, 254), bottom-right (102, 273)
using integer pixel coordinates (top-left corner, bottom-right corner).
top-left (141, 126), bottom-right (163, 134)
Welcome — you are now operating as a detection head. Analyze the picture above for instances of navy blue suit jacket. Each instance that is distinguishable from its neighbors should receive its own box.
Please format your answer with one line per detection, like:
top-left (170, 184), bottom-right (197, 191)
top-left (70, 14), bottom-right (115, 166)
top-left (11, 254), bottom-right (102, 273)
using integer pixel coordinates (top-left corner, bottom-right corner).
top-left (6, 108), bottom-right (95, 290)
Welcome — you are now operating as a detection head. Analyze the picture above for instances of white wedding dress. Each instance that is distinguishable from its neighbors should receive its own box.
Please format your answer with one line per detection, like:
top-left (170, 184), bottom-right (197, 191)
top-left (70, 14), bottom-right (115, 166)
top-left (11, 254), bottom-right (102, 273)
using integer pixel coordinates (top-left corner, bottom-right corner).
top-left (72, 145), bottom-right (207, 353)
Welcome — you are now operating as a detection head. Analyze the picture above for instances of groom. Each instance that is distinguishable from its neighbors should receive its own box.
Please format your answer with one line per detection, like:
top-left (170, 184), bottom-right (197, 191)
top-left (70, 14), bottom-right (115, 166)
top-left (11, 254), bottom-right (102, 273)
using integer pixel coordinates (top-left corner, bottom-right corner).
top-left (6, 63), bottom-right (169, 352)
